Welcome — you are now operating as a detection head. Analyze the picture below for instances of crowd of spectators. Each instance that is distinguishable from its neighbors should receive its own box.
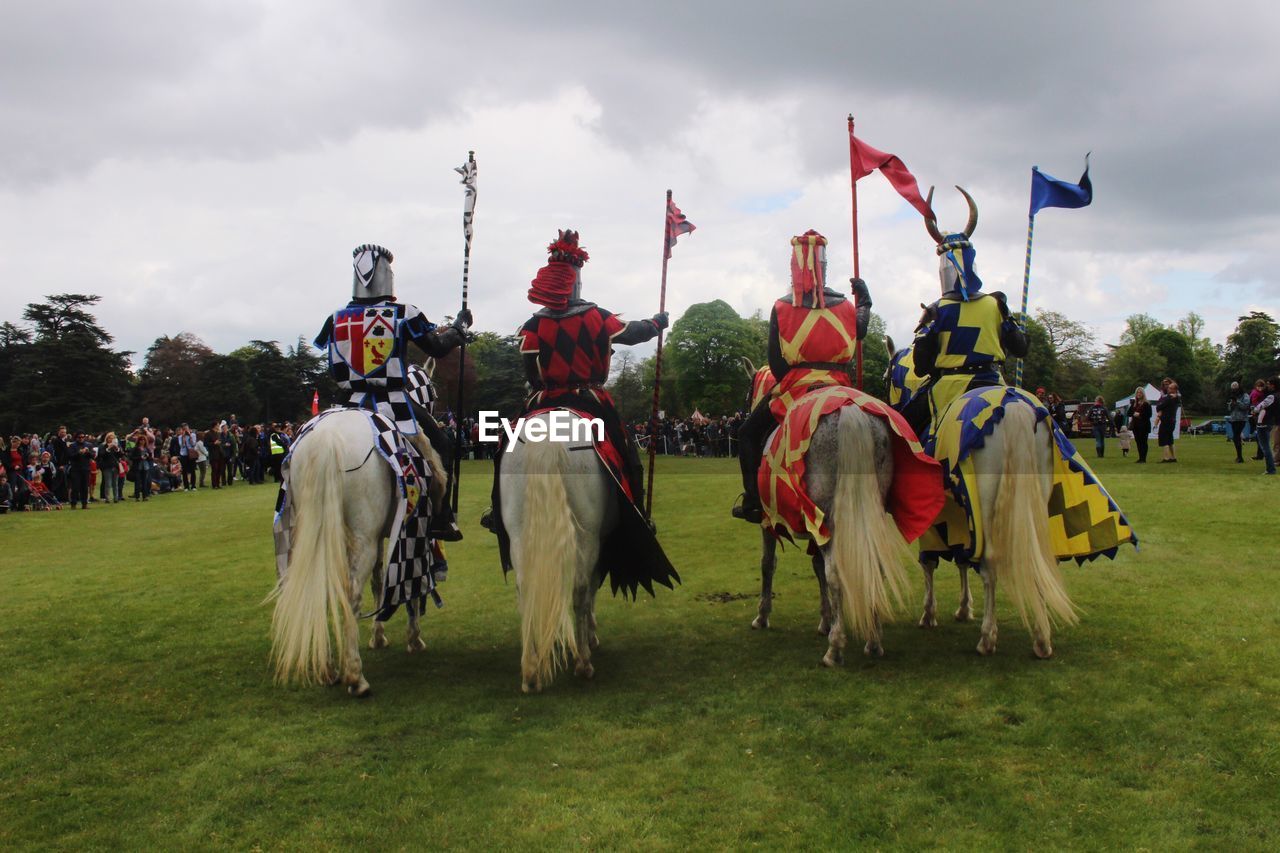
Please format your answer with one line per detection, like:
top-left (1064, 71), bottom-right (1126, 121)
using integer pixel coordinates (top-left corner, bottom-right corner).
top-left (1, 416), bottom-right (296, 513)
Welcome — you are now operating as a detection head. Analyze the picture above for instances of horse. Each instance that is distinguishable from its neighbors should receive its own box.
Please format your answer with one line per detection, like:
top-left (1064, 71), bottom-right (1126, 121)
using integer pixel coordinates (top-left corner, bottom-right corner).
top-left (499, 410), bottom-right (616, 693)
top-left (267, 408), bottom-right (445, 696)
top-left (884, 336), bottom-right (1076, 658)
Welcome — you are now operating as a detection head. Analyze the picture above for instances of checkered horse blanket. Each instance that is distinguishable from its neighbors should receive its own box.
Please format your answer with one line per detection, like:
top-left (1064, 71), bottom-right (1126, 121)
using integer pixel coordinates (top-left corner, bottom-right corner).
top-left (919, 385), bottom-right (1138, 565)
top-left (760, 384), bottom-right (945, 550)
top-left (273, 407), bottom-right (446, 621)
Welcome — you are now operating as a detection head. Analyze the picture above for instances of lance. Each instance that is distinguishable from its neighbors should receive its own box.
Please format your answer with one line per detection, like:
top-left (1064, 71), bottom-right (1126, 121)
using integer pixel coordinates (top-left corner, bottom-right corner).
top-left (645, 190), bottom-right (673, 518)
top-left (1014, 203), bottom-right (1036, 388)
top-left (847, 114), bottom-right (864, 389)
top-left (450, 151), bottom-right (477, 513)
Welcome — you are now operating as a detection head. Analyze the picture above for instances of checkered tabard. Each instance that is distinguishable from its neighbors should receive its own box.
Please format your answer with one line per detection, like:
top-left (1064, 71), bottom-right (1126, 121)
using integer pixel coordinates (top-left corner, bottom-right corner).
top-left (272, 408), bottom-right (444, 624)
top-left (919, 385), bottom-right (1138, 565)
top-left (519, 306), bottom-right (624, 388)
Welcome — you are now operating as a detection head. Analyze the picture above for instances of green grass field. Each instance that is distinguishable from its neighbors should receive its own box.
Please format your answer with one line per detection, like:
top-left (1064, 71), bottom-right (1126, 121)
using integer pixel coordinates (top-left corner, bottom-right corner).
top-left (2, 435), bottom-right (1278, 849)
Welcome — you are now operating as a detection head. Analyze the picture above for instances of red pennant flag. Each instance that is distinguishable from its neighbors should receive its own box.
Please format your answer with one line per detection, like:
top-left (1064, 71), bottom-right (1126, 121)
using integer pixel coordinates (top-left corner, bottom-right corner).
top-left (665, 198), bottom-right (696, 259)
top-left (311, 390), bottom-right (319, 416)
top-left (850, 134), bottom-right (935, 219)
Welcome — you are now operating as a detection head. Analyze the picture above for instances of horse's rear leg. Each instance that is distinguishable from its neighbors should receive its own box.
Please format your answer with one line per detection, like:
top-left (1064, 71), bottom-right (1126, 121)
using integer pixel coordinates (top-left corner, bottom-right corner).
top-left (368, 544), bottom-right (390, 649)
top-left (405, 600), bottom-right (426, 653)
top-left (343, 539), bottom-right (377, 697)
top-left (813, 551), bottom-right (832, 635)
top-left (572, 581), bottom-right (595, 680)
top-left (977, 563), bottom-right (998, 656)
top-left (820, 547), bottom-right (846, 667)
top-left (752, 531), bottom-right (777, 629)
top-left (918, 557), bottom-right (938, 628)
top-left (956, 562), bottom-right (974, 622)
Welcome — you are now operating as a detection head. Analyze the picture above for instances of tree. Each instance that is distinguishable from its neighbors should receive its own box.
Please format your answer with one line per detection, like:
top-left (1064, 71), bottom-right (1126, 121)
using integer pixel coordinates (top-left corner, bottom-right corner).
top-left (1140, 327), bottom-right (1199, 405)
top-left (1219, 311), bottom-right (1279, 389)
top-left (1104, 344), bottom-right (1166, 404)
top-left (1119, 313), bottom-right (1163, 345)
top-left (193, 355), bottom-right (259, 428)
top-left (466, 332), bottom-right (526, 421)
top-left (608, 351), bottom-right (651, 424)
top-left (0, 322), bottom-right (34, 435)
top-left (231, 340), bottom-right (302, 424)
top-left (135, 333), bottom-right (215, 426)
top-left (16, 294), bottom-right (133, 432)
top-left (1175, 311), bottom-right (1222, 410)
top-left (665, 300), bottom-right (760, 415)
top-left (1018, 314), bottom-right (1058, 395)
top-left (860, 313), bottom-right (891, 401)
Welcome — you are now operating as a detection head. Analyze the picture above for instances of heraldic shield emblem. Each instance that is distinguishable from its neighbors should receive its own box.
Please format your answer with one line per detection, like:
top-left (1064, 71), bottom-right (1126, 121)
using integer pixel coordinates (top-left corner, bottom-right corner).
top-left (333, 306), bottom-right (397, 377)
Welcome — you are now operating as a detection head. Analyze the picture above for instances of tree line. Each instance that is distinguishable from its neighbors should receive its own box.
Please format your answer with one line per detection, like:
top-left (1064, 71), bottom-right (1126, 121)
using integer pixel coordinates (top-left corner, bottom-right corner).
top-left (3, 293), bottom-right (1277, 436)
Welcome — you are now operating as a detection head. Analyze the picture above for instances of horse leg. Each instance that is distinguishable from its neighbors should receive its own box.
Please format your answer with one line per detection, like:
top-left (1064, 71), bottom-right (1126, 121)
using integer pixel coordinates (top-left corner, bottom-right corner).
top-left (918, 557), bottom-right (938, 628)
top-left (405, 599), bottom-right (426, 653)
top-left (977, 563), bottom-right (998, 656)
top-left (864, 613), bottom-right (884, 658)
top-left (752, 530), bottom-right (777, 629)
top-left (820, 547), bottom-right (846, 667)
top-left (573, 547), bottom-right (601, 680)
top-left (813, 551), bottom-right (832, 635)
top-left (342, 538), bottom-right (377, 697)
top-left (955, 562), bottom-right (974, 622)
top-left (368, 543), bottom-right (390, 649)
top-left (588, 586), bottom-right (600, 651)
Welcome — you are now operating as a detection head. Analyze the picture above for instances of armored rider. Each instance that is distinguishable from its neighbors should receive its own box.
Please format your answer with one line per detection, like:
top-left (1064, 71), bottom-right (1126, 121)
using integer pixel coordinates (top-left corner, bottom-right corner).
top-left (908, 188), bottom-right (1028, 437)
top-left (732, 230), bottom-right (871, 523)
top-left (314, 243), bottom-right (473, 540)
top-left (481, 229), bottom-right (667, 531)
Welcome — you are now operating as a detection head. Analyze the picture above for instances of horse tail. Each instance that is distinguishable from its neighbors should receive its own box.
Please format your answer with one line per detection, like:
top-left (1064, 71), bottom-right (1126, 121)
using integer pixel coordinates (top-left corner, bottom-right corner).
top-left (517, 438), bottom-right (579, 690)
top-left (267, 424), bottom-right (354, 685)
top-left (988, 403), bottom-right (1077, 636)
top-left (828, 404), bottom-right (911, 643)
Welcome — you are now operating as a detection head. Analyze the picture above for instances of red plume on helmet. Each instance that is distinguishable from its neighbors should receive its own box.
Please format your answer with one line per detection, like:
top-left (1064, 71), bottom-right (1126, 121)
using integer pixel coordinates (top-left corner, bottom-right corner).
top-left (790, 230), bottom-right (828, 307)
top-left (528, 229), bottom-right (589, 310)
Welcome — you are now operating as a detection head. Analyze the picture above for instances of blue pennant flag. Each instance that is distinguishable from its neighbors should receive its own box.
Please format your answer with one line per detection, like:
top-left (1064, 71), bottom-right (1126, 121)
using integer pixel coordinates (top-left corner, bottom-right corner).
top-left (1029, 154), bottom-right (1092, 217)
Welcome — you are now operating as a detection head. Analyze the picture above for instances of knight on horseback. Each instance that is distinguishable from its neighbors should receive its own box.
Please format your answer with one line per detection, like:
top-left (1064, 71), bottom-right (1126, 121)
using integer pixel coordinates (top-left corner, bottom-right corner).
top-left (905, 188), bottom-right (1028, 439)
top-left (481, 229), bottom-right (669, 532)
top-left (732, 230), bottom-right (872, 524)
top-left (314, 243), bottom-right (474, 540)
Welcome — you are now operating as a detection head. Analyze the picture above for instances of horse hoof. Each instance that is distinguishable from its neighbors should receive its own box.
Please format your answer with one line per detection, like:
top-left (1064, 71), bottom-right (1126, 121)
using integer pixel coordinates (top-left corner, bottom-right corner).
top-left (589, 634), bottom-right (600, 651)
top-left (864, 641), bottom-right (885, 658)
top-left (575, 661), bottom-right (595, 680)
top-left (954, 609), bottom-right (972, 623)
top-left (751, 616), bottom-right (768, 630)
top-left (817, 620), bottom-right (831, 636)
top-left (918, 613), bottom-right (937, 629)
top-left (1033, 640), bottom-right (1054, 659)
top-left (406, 637), bottom-right (426, 654)
top-left (369, 634), bottom-right (390, 650)
top-left (521, 680), bottom-right (542, 694)
top-left (821, 649), bottom-right (843, 668)
top-left (977, 637), bottom-right (997, 656)
top-left (348, 681), bottom-right (372, 698)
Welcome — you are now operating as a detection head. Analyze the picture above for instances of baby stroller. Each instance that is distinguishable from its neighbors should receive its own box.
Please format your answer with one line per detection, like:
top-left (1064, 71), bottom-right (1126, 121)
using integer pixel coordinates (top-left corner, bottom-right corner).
top-left (16, 472), bottom-right (60, 511)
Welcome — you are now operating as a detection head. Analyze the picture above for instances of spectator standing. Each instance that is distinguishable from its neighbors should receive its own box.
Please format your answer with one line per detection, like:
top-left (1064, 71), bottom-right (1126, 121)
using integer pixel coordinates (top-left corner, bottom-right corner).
top-left (1226, 381), bottom-right (1251, 464)
top-left (67, 431), bottom-right (94, 509)
top-left (1251, 377), bottom-right (1277, 476)
top-left (1130, 387), bottom-right (1152, 463)
top-left (206, 425), bottom-right (224, 488)
top-left (194, 432), bottom-right (210, 488)
top-left (224, 424), bottom-right (239, 485)
top-left (98, 432), bottom-right (123, 503)
top-left (1087, 395), bottom-right (1111, 458)
top-left (130, 435), bottom-right (153, 501)
top-left (177, 425), bottom-right (197, 491)
top-left (242, 427), bottom-right (261, 484)
top-left (1156, 380), bottom-right (1182, 463)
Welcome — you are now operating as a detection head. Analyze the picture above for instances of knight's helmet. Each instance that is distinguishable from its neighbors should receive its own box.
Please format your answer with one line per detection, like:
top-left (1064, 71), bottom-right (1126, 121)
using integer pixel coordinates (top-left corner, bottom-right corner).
top-left (352, 243), bottom-right (395, 301)
top-left (528, 229), bottom-right (590, 309)
top-left (923, 187), bottom-right (982, 300)
top-left (790, 229), bottom-right (828, 307)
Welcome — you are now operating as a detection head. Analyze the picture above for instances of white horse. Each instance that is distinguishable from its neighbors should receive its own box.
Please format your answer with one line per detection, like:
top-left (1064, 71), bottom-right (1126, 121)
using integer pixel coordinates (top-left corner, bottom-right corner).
top-left (267, 409), bottom-right (443, 696)
top-left (499, 411), bottom-right (618, 693)
top-left (755, 403), bottom-right (915, 665)
top-left (884, 337), bottom-right (1076, 658)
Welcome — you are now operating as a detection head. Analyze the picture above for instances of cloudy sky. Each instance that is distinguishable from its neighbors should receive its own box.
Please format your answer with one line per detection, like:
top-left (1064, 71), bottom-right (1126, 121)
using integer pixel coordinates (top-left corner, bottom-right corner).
top-left (3, 1), bottom-right (1277, 365)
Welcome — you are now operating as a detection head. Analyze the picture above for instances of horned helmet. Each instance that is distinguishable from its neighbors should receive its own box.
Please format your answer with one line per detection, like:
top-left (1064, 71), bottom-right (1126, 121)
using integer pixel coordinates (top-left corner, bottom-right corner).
top-left (923, 187), bottom-right (982, 300)
top-left (352, 243), bottom-right (395, 300)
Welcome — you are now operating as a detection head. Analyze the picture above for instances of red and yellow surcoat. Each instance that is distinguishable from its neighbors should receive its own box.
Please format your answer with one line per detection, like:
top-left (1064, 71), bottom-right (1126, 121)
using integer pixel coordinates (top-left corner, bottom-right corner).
top-left (769, 297), bottom-right (861, 419)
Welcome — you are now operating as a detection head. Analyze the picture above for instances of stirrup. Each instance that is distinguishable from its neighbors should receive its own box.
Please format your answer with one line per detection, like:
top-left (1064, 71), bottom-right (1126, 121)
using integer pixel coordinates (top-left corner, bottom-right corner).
top-left (731, 492), bottom-right (763, 524)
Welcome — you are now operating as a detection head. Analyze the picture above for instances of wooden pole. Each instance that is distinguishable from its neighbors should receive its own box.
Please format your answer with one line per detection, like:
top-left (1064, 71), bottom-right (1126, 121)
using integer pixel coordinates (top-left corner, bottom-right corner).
top-left (645, 189), bottom-right (673, 518)
top-left (848, 115), bottom-right (864, 389)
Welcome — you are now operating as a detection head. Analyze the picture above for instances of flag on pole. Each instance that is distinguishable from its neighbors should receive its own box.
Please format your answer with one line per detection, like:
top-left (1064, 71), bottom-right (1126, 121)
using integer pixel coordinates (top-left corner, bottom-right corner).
top-left (311, 389), bottom-right (319, 416)
top-left (456, 156), bottom-right (477, 240)
top-left (1029, 154), bottom-right (1092, 216)
top-left (849, 133), bottom-right (935, 219)
top-left (664, 198), bottom-right (696, 259)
